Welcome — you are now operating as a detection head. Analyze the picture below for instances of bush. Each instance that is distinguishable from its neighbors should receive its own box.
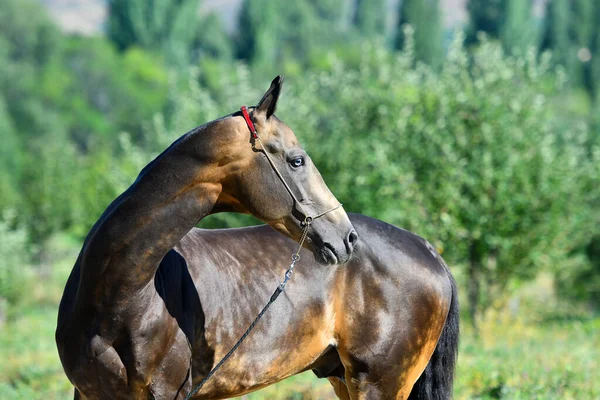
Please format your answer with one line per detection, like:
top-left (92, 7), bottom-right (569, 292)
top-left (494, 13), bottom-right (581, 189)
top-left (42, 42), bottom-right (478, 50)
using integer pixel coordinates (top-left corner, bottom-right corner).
top-left (276, 33), bottom-right (598, 324)
top-left (0, 213), bottom-right (30, 316)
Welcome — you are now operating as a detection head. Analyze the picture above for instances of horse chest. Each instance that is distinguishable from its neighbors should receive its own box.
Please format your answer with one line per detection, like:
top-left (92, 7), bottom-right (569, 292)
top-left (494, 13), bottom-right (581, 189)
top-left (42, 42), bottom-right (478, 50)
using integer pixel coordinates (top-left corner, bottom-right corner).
top-left (191, 300), bottom-right (336, 398)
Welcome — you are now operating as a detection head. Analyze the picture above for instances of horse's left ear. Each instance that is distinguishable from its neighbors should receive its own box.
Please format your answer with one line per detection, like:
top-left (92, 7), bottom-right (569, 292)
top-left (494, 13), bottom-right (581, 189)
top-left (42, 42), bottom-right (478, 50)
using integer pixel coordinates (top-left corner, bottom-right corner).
top-left (256, 75), bottom-right (284, 119)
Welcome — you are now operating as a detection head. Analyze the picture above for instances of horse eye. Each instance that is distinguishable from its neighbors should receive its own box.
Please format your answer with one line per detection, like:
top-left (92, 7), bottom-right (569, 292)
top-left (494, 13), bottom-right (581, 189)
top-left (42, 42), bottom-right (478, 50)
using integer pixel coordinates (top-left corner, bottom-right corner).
top-left (290, 157), bottom-right (305, 168)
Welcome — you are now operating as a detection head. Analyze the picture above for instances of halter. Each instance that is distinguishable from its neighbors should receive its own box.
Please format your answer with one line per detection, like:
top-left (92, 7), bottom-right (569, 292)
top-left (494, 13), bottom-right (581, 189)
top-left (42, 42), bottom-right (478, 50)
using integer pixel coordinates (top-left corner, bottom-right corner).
top-left (240, 105), bottom-right (342, 227)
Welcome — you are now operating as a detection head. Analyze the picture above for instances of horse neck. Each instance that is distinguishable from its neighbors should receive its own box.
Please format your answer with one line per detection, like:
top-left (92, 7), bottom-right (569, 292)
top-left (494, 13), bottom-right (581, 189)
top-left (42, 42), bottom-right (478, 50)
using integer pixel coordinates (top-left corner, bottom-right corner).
top-left (79, 128), bottom-right (224, 299)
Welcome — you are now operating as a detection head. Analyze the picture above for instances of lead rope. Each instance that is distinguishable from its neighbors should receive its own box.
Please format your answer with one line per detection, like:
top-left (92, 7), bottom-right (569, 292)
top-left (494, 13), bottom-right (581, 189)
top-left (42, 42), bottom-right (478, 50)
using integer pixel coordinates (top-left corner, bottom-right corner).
top-left (184, 107), bottom-right (342, 399)
top-left (184, 218), bottom-right (311, 400)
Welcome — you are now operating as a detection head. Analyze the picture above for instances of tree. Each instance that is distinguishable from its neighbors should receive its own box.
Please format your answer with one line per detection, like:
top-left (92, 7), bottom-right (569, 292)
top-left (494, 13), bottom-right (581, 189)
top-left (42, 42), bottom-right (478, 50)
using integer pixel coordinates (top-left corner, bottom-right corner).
top-left (396, 0), bottom-right (444, 69)
top-left (0, 0), bottom-right (71, 256)
top-left (0, 0), bottom-right (62, 135)
top-left (275, 35), bottom-right (598, 330)
top-left (236, 0), bottom-right (346, 75)
top-left (541, 0), bottom-right (596, 90)
top-left (107, 0), bottom-right (200, 65)
top-left (0, 96), bottom-right (20, 213)
top-left (0, 0), bottom-right (171, 257)
top-left (467, 0), bottom-right (540, 54)
top-left (592, 4), bottom-right (600, 108)
top-left (500, 0), bottom-right (537, 54)
top-left (353, 0), bottom-right (386, 37)
top-left (194, 13), bottom-right (233, 60)
top-left (466, 0), bottom-right (507, 44)
top-left (0, 0), bottom-right (61, 67)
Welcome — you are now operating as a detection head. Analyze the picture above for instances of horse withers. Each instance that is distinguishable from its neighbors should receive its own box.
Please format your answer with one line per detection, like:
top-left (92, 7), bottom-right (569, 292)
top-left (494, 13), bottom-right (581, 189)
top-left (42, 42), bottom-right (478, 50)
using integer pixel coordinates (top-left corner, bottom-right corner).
top-left (56, 76), bottom-right (356, 399)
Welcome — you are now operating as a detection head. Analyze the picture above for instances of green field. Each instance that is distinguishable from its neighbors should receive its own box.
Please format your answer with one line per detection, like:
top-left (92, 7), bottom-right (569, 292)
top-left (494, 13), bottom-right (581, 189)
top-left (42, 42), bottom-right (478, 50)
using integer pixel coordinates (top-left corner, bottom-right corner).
top-left (1, 242), bottom-right (598, 400)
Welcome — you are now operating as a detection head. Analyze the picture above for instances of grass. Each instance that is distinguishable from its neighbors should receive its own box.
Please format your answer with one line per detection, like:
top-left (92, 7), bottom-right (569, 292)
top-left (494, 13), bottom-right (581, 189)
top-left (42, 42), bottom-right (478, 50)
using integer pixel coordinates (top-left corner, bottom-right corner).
top-left (455, 309), bottom-right (599, 399)
top-left (0, 236), bottom-right (76, 400)
top-left (1, 241), bottom-right (598, 399)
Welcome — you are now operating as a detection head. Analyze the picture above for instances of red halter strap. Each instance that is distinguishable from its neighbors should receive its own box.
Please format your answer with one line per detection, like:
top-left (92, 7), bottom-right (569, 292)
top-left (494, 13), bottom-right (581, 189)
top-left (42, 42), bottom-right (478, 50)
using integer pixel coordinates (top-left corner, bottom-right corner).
top-left (240, 106), bottom-right (257, 139)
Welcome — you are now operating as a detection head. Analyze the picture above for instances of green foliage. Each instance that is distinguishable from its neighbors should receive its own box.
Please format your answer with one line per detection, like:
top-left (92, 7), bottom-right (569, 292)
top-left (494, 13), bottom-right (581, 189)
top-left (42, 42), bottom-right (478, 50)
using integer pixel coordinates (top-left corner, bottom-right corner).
top-left (0, 0), bottom-right (64, 141)
top-left (353, 0), bottom-right (386, 37)
top-left (541, 0), bottom-right (598, 90)
top-left (0, 214), bottom-right (29, 309)
top-left (466, 0), bottom-right (507, 43)
top-left (20, 139), bottom-right (79, 249)
top-left (500, 0), bottom-right (538, 54)
top-left (275, 35), bottom-right (598, 323)
top-left (107, 0), bottom-right (200, 65)
top-left (541, 0), bottom-right (571, 75)
top-left (0, 244), bottom-right (75, 398)
top-left (467, 0), bottom-right (540, 55)
top-left (195, 13), bottom-right (234, 60)
top-left (556, 234), bottom-right (600, 308)
top-left (0, 0), bottom-right (169, 248)
top-left (0, 96), bottom-right (20, 212)
top-left (397, 0), bottom-right (444, 69)
top-left (236, 0), bottom-right (346, 76)
top-left (0, 0), bottom-right (61, 67)
top-left (592, 5), bottom-right (600, 104)
top-left (56, 37), bottom-right (169, 146)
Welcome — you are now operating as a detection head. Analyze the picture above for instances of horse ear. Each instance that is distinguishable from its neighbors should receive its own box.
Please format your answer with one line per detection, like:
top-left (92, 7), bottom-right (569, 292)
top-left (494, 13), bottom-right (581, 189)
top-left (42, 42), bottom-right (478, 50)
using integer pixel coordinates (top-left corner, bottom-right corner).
top-left (256, 75), bottom-right (284, 119)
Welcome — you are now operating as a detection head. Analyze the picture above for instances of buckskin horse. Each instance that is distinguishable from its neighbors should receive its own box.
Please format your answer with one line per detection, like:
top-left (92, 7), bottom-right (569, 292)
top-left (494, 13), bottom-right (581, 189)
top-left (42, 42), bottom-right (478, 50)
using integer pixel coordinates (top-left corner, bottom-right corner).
top-left (56, 77), bottom-right (459, 399)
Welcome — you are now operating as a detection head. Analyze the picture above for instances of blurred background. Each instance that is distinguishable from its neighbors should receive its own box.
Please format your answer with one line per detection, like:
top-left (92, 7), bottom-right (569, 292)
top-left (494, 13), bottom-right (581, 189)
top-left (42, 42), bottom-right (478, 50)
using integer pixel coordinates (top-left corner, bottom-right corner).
top-left (0, 0), bottom-right (598, 398)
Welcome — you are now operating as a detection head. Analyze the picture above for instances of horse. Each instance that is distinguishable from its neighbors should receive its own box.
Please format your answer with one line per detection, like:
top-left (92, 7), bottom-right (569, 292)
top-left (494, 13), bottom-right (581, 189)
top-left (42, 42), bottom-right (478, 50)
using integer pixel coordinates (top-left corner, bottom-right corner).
top-left (56, 76), bottom-right (459, 399)
top-left (168, 213), bottom-right (458, 400)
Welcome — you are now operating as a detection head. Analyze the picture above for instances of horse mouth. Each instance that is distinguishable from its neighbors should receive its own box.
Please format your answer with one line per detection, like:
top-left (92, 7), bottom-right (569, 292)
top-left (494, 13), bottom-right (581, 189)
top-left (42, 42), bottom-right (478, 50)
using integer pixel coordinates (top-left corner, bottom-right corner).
top-left (317, 244), bottom-right (338, 265)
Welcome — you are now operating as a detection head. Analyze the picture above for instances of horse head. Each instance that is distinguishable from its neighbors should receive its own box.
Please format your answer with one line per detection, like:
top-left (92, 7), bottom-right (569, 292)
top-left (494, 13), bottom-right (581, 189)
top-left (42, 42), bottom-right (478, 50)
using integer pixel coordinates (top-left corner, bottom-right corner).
top-left (209, 76), bottom-right (358, 264)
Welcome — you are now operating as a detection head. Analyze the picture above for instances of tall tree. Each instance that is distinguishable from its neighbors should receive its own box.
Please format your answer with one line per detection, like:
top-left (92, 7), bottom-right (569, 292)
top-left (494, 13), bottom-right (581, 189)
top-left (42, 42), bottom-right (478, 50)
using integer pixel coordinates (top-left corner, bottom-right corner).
top-left (354, 0), bottom-right (386, 37)
top-left (107, 0), bottom-right (199, 65)
top-left (541, 0), bottom-right (573, 81)
top-left (0, 0), bottom-right (65, 239)
top-left (236, 0), bottom-right (281, 69)
top-left (193, 13), bottom-right (233, 60)
top-left (573, 0), bottom-right (598, 95)
top-left (500, 0), bottom-right (537, 54)
top-left (592, 3), bottom-right (600, 107)
top-left (396, 0), bottom-right (444, 69)
top-left (236, 0), bottom-right (345, 73)
top-left (541, 0), bottom-right (596, 89)
top-left (466, 0), bottom-right (507, 44)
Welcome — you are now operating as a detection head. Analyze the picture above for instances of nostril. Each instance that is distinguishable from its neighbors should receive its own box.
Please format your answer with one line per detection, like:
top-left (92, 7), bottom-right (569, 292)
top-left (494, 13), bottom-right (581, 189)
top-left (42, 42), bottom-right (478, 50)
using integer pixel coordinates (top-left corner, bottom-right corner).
top-left (347, 230), bottom-right (358, 250)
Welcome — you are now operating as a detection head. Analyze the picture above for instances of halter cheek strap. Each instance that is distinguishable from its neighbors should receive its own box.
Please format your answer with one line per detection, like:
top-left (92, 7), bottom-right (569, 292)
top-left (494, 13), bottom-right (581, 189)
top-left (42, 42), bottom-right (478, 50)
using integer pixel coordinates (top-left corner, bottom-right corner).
top-left (240, 106), bottom-right (342, 225)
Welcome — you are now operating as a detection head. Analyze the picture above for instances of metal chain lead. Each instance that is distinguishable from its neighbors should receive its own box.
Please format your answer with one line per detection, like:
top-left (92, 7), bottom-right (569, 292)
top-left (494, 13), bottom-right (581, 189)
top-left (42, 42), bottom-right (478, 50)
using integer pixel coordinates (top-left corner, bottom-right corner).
top-left (279, 216), bottom-right (311, 291)
top-left (184, 110), bottom-right (342, 399)
top-left (184, 220), bottom-right (310, 400)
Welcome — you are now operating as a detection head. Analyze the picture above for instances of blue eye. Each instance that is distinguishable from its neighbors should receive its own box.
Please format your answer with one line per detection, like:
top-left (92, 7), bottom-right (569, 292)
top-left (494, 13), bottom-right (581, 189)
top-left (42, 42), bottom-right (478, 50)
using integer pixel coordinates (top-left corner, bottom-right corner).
top-left (290, 157), bottom-right (305, 168)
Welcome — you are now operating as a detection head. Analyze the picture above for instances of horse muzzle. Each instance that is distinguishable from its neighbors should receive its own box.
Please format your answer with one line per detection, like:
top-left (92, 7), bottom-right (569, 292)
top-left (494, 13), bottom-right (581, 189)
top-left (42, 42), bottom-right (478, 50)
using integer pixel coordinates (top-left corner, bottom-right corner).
top-left (309, 225), bottom-right (358, 265)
